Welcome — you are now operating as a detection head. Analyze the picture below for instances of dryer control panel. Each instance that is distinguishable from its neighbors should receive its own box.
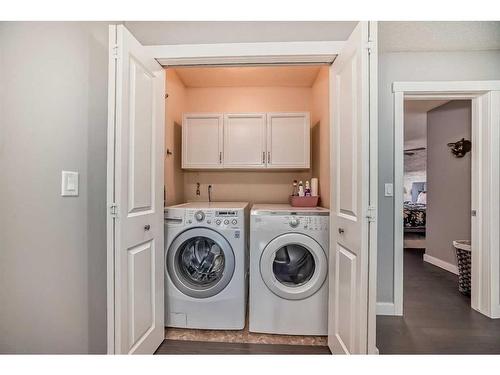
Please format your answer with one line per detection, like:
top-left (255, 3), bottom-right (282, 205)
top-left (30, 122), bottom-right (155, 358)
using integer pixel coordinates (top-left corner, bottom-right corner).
top-left (252, 213), bottom-right (329, 232)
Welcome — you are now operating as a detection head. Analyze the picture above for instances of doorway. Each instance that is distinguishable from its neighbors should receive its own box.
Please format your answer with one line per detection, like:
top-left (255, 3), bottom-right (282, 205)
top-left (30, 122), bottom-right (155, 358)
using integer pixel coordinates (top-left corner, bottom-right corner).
top-left (379, 81), bottom-right (500, 354)
top-left (162, 64), bottom-right (330, 351)
top-left (392, 83), bottom-right (500, 320)
top-left (403, 99), bottom-right (472, 279)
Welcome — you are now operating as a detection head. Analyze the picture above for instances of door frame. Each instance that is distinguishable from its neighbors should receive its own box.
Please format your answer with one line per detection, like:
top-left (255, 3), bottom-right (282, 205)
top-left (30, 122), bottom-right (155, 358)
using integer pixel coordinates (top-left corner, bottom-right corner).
top-left (107, 22), bottom-right (378, 354)
top-left (391, 81), bottom-right (500, 318)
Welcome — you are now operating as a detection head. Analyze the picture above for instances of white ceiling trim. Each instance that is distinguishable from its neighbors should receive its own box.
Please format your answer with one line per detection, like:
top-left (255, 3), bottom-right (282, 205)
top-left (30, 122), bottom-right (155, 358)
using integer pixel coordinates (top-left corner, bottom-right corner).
top-left (146, 41), bottom-right (344, 66)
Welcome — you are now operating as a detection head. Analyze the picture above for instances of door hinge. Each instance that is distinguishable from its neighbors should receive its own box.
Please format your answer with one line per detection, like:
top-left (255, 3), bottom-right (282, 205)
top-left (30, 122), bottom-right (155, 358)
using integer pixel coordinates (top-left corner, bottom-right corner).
top-left (366, 206), bottom-right (376, 222)
top-left (366, 40), bottom-right (375, 55)
top-left (110, 203), bottom-right (118, 218)
top-left (112, 44), bottom-right (119, 59)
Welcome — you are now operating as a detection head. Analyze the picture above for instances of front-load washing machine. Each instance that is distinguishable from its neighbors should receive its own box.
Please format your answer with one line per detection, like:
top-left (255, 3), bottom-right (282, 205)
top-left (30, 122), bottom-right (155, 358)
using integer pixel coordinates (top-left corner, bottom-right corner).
top-left (164, 202), bottom-right (249, 330)
top-left (249, 204), bottom-right (329, 335)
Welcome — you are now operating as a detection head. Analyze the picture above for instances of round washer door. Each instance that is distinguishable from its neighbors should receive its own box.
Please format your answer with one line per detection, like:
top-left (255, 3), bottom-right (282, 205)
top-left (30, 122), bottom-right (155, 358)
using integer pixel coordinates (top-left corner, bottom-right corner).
top-left (260, 233), bottom-right (327, 300)
top-left (166, 227), bottom-right (235, 299)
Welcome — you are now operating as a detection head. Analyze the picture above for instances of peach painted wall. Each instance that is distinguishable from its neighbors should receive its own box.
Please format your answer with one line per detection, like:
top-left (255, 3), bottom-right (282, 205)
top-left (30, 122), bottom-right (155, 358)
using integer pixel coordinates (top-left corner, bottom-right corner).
top-left (311, 66), bottom-right (330, 208)
top-left (183, 86), bottom-right (314, 205)
top-left (185, 86), bottom-right (313, 112)
top-left (164, 69), bottom-right (186, 206)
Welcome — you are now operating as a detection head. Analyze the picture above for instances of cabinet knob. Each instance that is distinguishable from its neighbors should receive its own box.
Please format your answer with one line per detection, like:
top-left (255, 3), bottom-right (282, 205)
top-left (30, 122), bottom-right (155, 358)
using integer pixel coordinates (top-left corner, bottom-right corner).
top-left (338, 228), bottom-right (344, 234)
top-left (144, 224), bottom-right (151, 231)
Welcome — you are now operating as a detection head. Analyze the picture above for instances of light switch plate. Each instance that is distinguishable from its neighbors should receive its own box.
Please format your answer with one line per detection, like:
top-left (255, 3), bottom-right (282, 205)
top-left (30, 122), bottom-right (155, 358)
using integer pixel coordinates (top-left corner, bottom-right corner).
top-left (384, 183), bottom-right (393, 197)
top-left (61, 171), bottom-right (79, 197)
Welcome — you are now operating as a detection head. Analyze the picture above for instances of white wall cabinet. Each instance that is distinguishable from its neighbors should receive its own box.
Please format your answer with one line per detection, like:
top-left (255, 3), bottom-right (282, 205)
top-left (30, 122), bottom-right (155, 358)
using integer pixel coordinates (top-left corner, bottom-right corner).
top-left (224, 113), bottom-right (267, 168)
top-left (182, 113), bottom-right (223, 169)
top-left (182, 112), bottom-right (310, 170)
top-left (266, 112), bottom-right (310, 169)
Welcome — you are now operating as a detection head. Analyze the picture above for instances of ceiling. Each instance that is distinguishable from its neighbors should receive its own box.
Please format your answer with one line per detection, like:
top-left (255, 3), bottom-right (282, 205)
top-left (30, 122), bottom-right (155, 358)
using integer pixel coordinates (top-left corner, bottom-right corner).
top-left (379, 21), bottom-right (500, 52)
top-left (404, 100), bottom-right (449, 148)
top-left (123, 21), bottom-right (357, 46)
top-left (405, 100), bottom-right (450, 113)
top-left (124, 21), bottom-right (500, 52)
top-left (171, 66), bottom-right (322, 88)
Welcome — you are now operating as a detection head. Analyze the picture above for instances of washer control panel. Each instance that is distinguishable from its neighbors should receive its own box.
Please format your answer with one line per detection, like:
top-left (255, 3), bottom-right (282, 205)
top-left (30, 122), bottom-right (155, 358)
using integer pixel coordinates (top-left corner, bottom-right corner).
top-left (185, 209), bottom-right (241, 229)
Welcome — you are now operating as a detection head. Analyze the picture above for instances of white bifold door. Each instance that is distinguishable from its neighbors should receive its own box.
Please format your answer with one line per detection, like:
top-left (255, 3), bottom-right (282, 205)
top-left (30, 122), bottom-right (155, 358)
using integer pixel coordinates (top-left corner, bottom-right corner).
top-left (328, 21), bottom-right (378, 354)
top-left (107, 25), bottom-right (165, 354)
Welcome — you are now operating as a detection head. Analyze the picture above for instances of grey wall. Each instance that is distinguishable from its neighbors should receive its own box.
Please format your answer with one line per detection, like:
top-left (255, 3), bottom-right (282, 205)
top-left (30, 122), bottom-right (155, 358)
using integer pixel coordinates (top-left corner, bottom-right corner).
top-left (0, 22), bottom-right (108, 353)
top-left (426, 101), bottom-right (471, 266)
top-left (377, 45), bottom-right (500, 303)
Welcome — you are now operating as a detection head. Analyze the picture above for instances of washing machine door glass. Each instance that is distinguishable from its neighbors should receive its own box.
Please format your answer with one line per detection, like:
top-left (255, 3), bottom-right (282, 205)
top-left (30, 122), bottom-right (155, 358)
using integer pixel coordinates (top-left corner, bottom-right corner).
top-left (167, 227), bottom-right (235, 299)
top-left (178, 237), bottom-right (225, 286)
top-left (260, 233), bottom-right (327, 300)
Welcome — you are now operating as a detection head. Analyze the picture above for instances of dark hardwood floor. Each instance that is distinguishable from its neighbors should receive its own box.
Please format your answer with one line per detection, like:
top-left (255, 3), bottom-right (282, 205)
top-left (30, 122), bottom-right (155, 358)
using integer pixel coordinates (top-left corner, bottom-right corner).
top-left (155, 339), bottom-right (331, 355)
top-left (377, 249), bottom-right (500, 354)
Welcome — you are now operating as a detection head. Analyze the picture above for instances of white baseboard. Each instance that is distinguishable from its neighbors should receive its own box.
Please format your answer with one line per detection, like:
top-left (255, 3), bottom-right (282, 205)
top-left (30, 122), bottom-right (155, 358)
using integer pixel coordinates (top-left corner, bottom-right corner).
top-left (423, 254), bottom-right (459, 275)
top-left (376, 302), bottom-right (397, 316)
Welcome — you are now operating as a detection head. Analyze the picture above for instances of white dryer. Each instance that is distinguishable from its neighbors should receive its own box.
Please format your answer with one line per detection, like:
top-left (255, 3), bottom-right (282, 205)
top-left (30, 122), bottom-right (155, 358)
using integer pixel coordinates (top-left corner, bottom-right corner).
top-left (164, 202), bottom-right (249, 330)
top-left (249, 204), bottom-right (329, 335)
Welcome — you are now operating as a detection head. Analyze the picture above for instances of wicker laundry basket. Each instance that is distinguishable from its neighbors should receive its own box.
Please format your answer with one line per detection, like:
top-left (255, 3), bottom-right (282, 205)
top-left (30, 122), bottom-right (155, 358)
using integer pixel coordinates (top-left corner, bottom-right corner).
top-left (453, 240), bottom-right (471, 296)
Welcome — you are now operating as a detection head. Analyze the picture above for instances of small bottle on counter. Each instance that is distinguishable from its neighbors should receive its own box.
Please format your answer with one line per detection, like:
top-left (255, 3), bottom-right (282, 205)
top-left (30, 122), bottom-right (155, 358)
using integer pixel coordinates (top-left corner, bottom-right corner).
top-left (298, 181), bottom-right (305, 197)
top-left (311, 178), bottom-right (318, 196)
top-left (305, 180), bottom-right (311, 196)
top-left (291, 180), bottom-right (298, 196)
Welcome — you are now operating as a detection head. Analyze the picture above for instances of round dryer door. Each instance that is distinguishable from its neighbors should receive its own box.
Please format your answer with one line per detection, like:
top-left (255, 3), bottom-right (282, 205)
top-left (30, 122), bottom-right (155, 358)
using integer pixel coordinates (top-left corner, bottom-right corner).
top-left (166, 227), bottom-right (235, 298)
top-left (260, 233), bottom-right (327, 300)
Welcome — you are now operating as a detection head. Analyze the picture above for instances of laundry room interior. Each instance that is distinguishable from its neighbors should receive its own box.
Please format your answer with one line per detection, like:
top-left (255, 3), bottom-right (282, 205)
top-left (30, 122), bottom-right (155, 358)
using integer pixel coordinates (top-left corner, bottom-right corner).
top-left (162, 64), bottom-right (332, 350)
top-left (165, 65), bottom-right (330, 206)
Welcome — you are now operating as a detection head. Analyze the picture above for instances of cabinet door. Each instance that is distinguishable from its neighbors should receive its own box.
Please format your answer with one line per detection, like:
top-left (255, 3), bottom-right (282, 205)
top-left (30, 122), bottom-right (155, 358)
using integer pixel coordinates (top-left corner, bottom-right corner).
top-left (224, 113), bottom-right (266, 168)
top-left (182, 113), bottom-right (223, 169)
top-left (267, 112), bottom-right (310, 168)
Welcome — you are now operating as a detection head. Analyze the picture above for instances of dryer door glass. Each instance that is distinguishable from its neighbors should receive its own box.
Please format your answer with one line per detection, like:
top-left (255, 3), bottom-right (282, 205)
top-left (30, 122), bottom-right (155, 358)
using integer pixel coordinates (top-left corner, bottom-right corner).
top-left (273, 245), bottom-right (315, 286)
top-left (259, 232), bottom-right (327, 300)
top-left (177, 237), bottom-right (225, 287)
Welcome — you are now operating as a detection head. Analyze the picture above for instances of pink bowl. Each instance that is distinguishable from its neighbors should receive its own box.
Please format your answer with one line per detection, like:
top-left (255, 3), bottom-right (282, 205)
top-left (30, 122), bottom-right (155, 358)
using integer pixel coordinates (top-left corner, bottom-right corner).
top-left (289, 196), bottom-right (319, 207)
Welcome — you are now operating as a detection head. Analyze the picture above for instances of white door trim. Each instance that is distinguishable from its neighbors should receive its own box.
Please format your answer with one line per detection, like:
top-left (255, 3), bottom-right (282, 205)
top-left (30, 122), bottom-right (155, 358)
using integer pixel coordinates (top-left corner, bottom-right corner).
top-left (146, 41), bottom-right (344, 66)
top-left (392, 81), bottom-right (500, 319)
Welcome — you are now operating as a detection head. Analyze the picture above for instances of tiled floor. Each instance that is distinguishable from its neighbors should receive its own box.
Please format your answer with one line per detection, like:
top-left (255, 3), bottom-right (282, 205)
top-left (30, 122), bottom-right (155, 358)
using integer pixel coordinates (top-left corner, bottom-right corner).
top-left (377, 248), bottom-right (500, 354)
top-left (164, 323), bottom-right (327, 346)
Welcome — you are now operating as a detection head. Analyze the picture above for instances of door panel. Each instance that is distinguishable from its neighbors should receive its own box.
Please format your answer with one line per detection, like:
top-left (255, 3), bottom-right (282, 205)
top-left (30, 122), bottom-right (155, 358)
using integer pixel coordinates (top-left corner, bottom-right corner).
top-left (224, 113), bottom-right (266, 168)
top-left (328, 21), bottom-right (377, 354)
top-left (182, 114), bottom-right (223, 168)
top-left (108, 25), bottom-right (165, 354)
top-left (267, 112), bottom-right (310, 168)
top-left (128, 57), bottom-right (154, 214)
top-left (336, 245), bottom-right (357, 353)
top-left (128, 241), bottom-right (154, 349)
top-left (338, 59), bottom-right (358, 219)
